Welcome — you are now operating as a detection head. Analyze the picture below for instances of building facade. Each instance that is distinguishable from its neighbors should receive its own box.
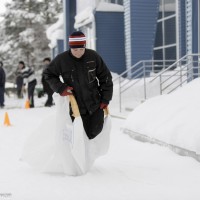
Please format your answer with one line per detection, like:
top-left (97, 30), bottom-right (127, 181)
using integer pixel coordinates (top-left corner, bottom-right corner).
top-left (48, 0), bottom-right (125, 74)
top-left (49, 0), bottom-right (200, 75)
top-left (123, 0), bottom-right (200, 73)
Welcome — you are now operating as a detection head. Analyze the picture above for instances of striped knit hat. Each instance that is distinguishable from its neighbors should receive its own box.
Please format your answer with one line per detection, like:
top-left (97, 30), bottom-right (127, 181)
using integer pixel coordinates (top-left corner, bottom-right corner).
top-left (69, 31), bottom-right (86, 48)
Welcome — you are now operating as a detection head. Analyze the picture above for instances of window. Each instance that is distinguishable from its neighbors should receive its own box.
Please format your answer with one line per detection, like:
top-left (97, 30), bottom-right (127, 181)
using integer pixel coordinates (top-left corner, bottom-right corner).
top-left (154, 0), bottom-right (177, 71)
top-left (154, 22), bottom-right (163, 47)
top-left (164, 0), bottom-right (175, 17)
top-left (165, 17), bottom-right (176, 45)
top-left (165, 46), bottom-right (176, 60)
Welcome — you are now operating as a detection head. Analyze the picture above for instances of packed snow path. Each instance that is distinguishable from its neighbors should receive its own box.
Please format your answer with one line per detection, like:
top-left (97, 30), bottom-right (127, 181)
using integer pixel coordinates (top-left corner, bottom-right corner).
top-left (0, 107), bottom-right (200, 200)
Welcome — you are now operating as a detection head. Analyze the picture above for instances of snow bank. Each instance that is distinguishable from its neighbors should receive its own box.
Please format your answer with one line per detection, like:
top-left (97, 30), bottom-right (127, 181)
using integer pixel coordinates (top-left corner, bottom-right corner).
top-left (123, 78), bottom-right (200, 155)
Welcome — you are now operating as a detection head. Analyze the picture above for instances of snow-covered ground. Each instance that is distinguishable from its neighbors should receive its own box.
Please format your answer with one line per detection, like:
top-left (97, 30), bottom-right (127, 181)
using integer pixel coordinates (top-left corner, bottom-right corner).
top-left (1, 79), bottom-right (200, 199)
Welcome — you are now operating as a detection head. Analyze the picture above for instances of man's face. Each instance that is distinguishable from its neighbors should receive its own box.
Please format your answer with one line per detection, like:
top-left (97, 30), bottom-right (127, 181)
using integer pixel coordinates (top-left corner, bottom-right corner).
top-left (18, 64), bottom-right (24, 69)
top-left (71, 48), bottom-right (85, 58)
top-left (43, 60), bottom-right (50, 65)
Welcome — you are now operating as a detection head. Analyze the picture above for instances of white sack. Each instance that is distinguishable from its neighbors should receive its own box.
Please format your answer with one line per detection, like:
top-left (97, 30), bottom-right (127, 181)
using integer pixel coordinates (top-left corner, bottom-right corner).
top-left (21, 93), bottom-right (111, 176)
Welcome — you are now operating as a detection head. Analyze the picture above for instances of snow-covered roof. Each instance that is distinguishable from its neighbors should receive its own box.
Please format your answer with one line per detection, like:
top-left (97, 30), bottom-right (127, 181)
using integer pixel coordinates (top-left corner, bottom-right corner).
top-left (74, 7), bottom-right (94, 29)
top-left (96, 2), bottom-right (124, 12)
top-left (74, 3), bottom-right (124, 29)
top-left (46, 13), bottom-right (64, 48)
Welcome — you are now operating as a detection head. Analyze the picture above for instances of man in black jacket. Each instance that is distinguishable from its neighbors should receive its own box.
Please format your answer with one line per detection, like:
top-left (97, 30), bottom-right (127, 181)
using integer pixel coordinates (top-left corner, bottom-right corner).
top-left (44, 31), bottom-right (113, 139)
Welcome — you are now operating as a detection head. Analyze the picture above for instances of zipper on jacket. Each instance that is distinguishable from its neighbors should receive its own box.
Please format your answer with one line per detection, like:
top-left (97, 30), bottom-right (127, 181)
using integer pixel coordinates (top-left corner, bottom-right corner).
top-left (71, 69), bottom-right (74, 82)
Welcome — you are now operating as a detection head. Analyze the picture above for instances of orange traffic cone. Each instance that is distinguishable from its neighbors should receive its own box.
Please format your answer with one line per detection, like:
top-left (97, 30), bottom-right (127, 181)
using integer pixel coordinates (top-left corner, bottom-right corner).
top-left (25, 99), bottom-right (30, 109)
top-left (4, 112), bottom-right (11, 126)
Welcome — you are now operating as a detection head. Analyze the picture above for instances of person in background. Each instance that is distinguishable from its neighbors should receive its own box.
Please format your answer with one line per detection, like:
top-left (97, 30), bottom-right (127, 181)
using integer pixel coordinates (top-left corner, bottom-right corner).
top-left (18, 61), bottom-right (37, 108)
top-left (15, 65), bottom-right (24, 98)
top-left (41, 57), bottom-right (54, 107)
top-left (44, 31), bottom-right (113, 139)
top-left (0, 61), bottom-right (6, 108)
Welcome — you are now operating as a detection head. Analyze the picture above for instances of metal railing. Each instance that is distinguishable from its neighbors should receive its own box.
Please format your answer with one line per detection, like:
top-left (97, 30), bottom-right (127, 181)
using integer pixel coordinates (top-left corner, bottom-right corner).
top-left (150, 54), bottom-right (200, 95)
top-left (114, 54), bottom-right (200, 112)
top-left (113, 60), bottom-right (175, 112)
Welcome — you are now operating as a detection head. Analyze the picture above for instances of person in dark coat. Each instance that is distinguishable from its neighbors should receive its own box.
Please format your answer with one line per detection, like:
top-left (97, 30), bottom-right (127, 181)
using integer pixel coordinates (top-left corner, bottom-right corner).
top-left (44, 31), bottom-right (113, 139)
top-left (41, 57), bottom-right (54, 107)
top-left (0, 61), bottom-right (6, 108)
top-left (18, 61), bottom-right (37, 108)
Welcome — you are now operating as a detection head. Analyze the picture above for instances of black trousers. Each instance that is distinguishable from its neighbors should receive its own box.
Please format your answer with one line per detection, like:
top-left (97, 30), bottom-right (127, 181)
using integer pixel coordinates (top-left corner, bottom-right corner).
top-left (0, 86), bottom-right (4, 107)
top-left (17, 85), bottom-right (23, 98)
top-left (45, 93), bottom-right (53, 107)
top-left (70, 107), bottom-right (104, 140)
top-left (28, 79), bottom-right (37, 108)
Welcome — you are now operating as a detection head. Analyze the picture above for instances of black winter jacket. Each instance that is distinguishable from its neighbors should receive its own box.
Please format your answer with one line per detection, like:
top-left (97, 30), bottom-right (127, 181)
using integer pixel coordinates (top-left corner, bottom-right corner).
top-left (44, 49), bottom-right (113, 114)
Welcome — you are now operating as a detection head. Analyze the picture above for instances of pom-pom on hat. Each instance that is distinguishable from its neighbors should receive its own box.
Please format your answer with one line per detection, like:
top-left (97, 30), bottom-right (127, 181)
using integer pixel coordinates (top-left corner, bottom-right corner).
top-left (69, 31), bottom-right (86, 48)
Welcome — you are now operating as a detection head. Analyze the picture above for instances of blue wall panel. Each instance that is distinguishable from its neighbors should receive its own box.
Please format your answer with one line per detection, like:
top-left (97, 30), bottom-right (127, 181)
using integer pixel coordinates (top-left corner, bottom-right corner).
top-left (95, 12), bottom-right (126, 74)
top-left (130, 0), bottom-right (160, 69)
